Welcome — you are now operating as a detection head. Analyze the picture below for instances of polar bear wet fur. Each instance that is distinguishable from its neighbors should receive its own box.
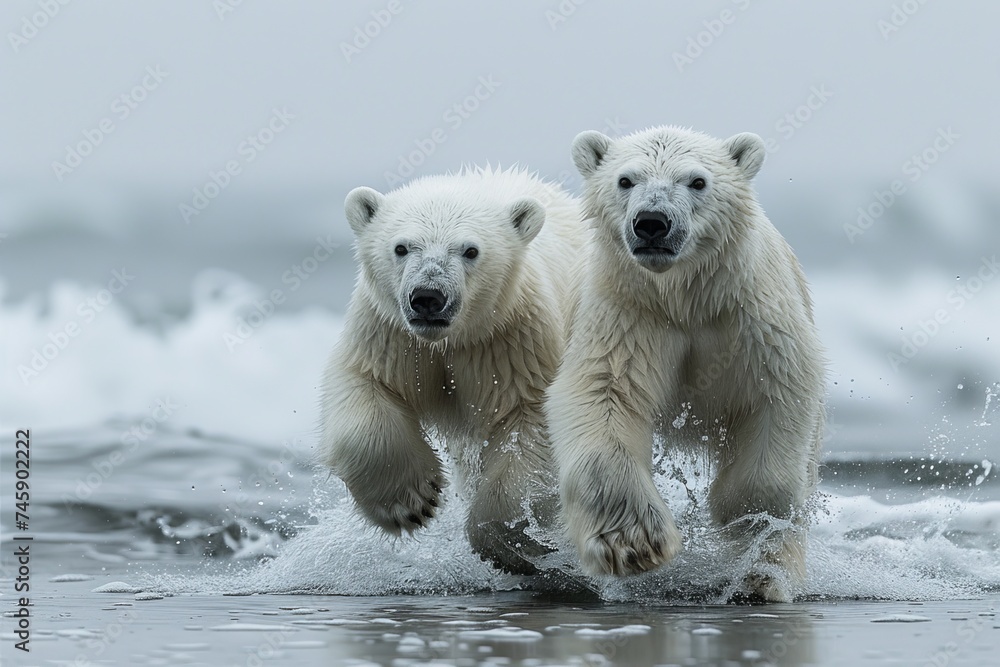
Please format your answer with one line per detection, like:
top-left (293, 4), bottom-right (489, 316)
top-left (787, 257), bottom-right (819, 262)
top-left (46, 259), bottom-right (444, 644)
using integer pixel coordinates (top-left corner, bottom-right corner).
top-left (547, 126), bottom-right (825, 601)
top-left (320, 166), bottom-right (583, 574)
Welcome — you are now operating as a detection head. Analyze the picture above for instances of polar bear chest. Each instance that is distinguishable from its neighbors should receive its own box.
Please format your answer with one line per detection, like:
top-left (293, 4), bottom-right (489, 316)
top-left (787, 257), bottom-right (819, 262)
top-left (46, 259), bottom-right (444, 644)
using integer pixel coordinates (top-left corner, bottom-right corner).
top-left (668, 322), bottom-right (750, 411)
top-left (378, 344), bottom-right (509, 433)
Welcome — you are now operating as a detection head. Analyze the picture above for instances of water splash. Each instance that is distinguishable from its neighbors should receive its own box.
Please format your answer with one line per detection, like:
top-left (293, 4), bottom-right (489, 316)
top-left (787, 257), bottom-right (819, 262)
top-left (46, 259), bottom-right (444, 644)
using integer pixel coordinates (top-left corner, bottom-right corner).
top-left (141, 446), bottom-right (1000, 603)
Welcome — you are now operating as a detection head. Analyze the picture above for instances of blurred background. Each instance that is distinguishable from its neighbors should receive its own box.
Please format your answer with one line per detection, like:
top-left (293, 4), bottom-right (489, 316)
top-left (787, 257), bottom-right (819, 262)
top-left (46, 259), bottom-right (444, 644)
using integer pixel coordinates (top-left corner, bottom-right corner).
top-left (2, 0), bottom-right (998, 465)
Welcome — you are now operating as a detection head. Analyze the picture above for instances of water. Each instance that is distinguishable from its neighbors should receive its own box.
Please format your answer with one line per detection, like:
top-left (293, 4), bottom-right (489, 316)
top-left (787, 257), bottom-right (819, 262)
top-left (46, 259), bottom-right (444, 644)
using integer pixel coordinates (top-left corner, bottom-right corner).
top-left (1, 421), bottom-right (998, 664)
top-left (2, 422), bottom-right (998, 599)
top-left (3, 416), bottom-right (999, 663)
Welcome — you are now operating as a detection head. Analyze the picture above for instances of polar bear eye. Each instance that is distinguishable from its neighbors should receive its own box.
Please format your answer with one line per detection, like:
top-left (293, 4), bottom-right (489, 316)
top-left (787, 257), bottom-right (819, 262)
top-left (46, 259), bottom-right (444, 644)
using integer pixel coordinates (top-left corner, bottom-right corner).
top-left (690, 177), bottom-right (707, 191)
top-left (394, 245), bottom-right (408, 256)
top-left (463, 247), bottom-right (479, 260)
top-left (618, 177), bottom-right (634, 189)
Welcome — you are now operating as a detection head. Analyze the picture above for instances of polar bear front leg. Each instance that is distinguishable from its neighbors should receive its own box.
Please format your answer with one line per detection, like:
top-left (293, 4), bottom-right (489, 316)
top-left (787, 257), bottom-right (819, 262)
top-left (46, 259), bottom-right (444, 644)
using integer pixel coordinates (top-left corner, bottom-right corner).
top-left (708, 403), bottom-right (812, 601)
top-left (465, 410), bottom-right (558, 575)
top-left (548, 320), bottom-right (683, 576)
top-left (320, 369), bottom-right (444, 536)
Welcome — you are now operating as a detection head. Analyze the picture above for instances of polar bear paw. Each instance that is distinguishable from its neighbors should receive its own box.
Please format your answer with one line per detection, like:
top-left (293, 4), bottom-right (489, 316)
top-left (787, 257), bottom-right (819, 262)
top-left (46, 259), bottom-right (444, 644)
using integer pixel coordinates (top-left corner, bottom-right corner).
top-left (576, 499), bottom-right (683, 576)
top-left (347, 457), bottom-right (445, 536)
top-left (742, 571), bottom-right (792, 603)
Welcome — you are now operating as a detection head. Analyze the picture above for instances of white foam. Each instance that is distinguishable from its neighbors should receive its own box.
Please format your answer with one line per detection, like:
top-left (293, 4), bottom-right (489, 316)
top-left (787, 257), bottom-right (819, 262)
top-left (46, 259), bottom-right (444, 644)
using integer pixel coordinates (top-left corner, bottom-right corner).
top-left (0, 272), bottom-right (341, 447)
top-left (92, 581), bottom-right (144, 594)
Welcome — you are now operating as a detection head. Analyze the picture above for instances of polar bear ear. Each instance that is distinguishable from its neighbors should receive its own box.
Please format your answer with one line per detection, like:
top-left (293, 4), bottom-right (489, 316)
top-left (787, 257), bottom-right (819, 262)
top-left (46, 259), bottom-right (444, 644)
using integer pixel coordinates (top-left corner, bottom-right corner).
top-left (724, 132), bottom-right (766, 180)
top-left (344, 186), bottom-right (385, 236)
top-left (509, 197), bottom-right (545, 244)
top-left (571, 131), bottom-right (612, 178)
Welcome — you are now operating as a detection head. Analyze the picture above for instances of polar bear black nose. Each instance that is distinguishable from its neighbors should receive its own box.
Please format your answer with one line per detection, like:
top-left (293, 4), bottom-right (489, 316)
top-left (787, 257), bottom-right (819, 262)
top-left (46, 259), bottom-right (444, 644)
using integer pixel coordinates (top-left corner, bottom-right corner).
top-left (410, 289), bottom-right (447, 316)
top-left (633, 211), bottom-right (671, 242)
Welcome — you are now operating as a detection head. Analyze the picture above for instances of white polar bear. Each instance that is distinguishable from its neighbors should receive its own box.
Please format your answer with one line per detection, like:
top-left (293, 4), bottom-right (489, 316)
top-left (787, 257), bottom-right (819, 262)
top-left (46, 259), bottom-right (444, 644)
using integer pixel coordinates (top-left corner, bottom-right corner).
top-left (547, 126), bottom-right (825, 601)
top-left (320, 166), bottom-right (584, 574)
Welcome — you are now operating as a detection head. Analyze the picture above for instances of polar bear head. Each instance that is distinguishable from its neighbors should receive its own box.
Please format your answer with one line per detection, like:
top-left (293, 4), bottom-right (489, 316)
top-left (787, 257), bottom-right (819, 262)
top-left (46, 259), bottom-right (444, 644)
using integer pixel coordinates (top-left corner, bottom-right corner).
top-left (344, 172), bottom-right (546, 342)
top-left (571, 126), bottom-right (765, 274)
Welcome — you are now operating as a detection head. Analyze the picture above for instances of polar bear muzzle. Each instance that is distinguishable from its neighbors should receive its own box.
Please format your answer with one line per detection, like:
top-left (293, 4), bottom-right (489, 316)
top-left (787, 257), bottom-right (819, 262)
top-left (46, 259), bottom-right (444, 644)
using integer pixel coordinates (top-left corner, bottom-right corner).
top-left (406, 287), bottom-right (457, 339)
top-left (632, 211), bottom-right (671, 243)
top-left (629, 209), bottom-right (688, 273)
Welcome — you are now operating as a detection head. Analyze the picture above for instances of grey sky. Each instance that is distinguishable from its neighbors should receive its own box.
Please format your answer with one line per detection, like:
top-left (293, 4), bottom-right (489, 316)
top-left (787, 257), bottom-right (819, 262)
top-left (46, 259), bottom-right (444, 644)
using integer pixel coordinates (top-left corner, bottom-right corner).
top-left (2, 0), bottom-right (996, 200)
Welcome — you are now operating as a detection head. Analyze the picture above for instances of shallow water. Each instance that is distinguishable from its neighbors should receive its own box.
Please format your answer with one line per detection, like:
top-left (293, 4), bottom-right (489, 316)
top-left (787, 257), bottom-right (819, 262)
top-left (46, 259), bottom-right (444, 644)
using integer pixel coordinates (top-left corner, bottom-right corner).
top-left (2, 423), bottom-right (999, 663)
top-left (4, 583), bottom-right (998, 666)
top-left (3, 426), bottom-right (998, 599)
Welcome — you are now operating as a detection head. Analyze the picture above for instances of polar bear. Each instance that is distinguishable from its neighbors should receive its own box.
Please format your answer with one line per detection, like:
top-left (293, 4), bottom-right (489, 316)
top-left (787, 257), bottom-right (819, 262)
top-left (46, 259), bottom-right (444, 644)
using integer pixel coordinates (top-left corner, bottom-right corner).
top-left (320, 166), bottom-right (583, 574)
top-left (547, 126), bottom-right (825, 601)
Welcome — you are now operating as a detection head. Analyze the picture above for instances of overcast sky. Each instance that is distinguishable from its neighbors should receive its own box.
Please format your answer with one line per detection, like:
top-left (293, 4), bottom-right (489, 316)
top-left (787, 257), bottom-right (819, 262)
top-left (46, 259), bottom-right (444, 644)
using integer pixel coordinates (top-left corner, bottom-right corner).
top-left (2, 0), bottom-right (997, 201)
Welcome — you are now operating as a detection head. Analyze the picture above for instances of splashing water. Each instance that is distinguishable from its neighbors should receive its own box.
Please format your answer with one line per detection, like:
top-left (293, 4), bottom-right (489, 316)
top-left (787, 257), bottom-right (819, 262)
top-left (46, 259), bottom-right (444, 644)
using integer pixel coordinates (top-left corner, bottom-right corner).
top-left (138, 437), bottom-right (1000, 603)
